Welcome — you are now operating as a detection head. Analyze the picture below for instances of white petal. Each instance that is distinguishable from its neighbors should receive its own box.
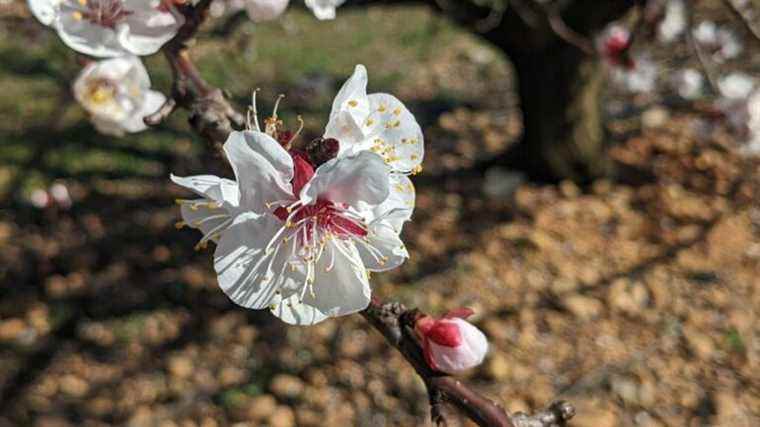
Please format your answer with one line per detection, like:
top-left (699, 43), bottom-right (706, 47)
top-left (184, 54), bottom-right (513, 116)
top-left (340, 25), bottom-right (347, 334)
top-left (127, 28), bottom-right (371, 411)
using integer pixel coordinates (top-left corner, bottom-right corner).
top-left (352, 93), bottom-right (424, 173)
top-left (304, 0), bottom-right (344, 20)
top-left (28, 0), bottom-right (58, 26)
top-left (358, 221), bottom-right (408, 272)
top-left (361, 173), bottom-right (415, 231)
top-left (55, 13), bottom-right (126, 57)
top-left (245, 0), bottom-right (289, 22)
top-left (91, 116), bottom-right (126, 136)
top-left (324, 64), bottom-right (370, 151)
top-left (179, 202), bottom-right (231, 243)
top-left (300, 151), bottom-right (389, 208)
top-left (214, 212), bottom-right (305, 309)
top-left (170, 174), bottom-right (240, 210)
top-left (223, 131), bottom-right (294, 213)
top-left (270, 293), bottom-right (328, 325)
top-left (270, 238), bottom-right (371, 325)
top-left (120, 90), bottom-right (166, 132)
top-left (119, 2), bottom-right (184, 56)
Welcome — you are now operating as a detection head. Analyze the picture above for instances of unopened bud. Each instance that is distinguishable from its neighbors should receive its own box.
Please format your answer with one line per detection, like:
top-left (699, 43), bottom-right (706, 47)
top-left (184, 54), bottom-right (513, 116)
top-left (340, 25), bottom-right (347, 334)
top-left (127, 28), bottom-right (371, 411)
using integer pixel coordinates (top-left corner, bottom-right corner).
top-left (415, 308), bottom-right (488, 374)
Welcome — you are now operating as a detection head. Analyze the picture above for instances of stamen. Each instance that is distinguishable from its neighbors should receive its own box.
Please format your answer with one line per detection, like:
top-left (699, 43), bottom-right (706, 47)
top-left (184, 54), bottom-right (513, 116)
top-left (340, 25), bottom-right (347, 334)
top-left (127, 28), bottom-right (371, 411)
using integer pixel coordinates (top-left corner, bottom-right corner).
top-left (249, 88), bottom-right (261, 132)
top-left (288, 115), bottom-right (305, 146)
top-left (272, 94), bottom-right (285, 119)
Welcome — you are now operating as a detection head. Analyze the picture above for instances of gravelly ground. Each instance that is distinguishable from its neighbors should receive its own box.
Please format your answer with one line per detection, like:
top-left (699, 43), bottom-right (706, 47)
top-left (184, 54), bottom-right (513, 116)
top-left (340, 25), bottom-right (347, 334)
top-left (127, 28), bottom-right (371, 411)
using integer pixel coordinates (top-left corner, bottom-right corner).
top-left (0, 2), bottom-right (759, 426)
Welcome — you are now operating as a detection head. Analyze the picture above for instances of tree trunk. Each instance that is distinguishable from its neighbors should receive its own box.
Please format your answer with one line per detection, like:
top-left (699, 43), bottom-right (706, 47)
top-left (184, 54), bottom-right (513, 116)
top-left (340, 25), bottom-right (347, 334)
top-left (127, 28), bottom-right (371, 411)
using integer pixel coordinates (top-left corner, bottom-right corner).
top-left (348, 0), bottom-right (636, 182)
top-left (503, 45), bottom-right (610, 182)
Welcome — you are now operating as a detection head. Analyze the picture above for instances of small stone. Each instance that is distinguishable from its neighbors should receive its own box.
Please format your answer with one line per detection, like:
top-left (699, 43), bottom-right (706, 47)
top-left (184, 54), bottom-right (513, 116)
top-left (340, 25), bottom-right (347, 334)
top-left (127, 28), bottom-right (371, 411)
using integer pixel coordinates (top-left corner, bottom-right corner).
top-left (268, 406), bottom-right (295, 427)
top-left (0, 318), bottom-right (27, 341)
top-left (168, 355), bottom-right (193, 379)
top-left (59, 375), bottom-right (89, 397)
top-left (611, 376), bottom-right (639, 405)
top-left (246, 394), bottom-right (277, 421)
top-left (483, 167), bottom-right (525, 200)
top-left (270, 374), bottom-right (304, 400)
top-left (487, 353), bottom-right (511, 380)
top-left (609, 279), bottom-right (649, 315)
top-left (641, 107), bottom-right (669, 128)
top-left (684, 329), bottom-right (715, 360)
top-left (564, 295), bottom-right (603, 320)
top-left (572, 407), bottom-right (617, 427)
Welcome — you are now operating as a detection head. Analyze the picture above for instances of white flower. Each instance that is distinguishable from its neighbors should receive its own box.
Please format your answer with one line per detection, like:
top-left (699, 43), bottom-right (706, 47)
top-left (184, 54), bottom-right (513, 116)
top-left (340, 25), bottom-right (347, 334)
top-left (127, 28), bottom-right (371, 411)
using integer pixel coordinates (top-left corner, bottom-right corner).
top-left (29, 189), bottom-right (51, 209)
top-left (658, 0), bottom-right (686, 43)
top-left (244, 0), bottom-right (288, 22)
top-left (173, 131), bottom-right (415, 325)
top-left (172, 65), bottom-right (422, 325)
top-left (416, 308), bottom-right (489, 374)
top-left (28, 0), bottom-right (184, 57)
top-left (611, 55), bottom-right (657, 94)
top-left (305, 0), bottom-right (344, 20)
top-left (718, 72), bottom-right (755, 100)
top-left (324, 65), bottom-right (424, 175)
top-left (693, 21), bottom-right (743, 63)
top-left (50, 183), bottom-right (73, 209)
top-left (671, 68), bottom-right (703, 100)
top-left (73, 55), bottom-right (166, 136)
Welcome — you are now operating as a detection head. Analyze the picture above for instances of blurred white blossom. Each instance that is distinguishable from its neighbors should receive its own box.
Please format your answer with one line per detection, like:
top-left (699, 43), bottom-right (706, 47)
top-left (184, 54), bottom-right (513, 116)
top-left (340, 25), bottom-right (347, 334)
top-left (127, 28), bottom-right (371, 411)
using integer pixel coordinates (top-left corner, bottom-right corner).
top-left (658, 0), bottom-right (686, 43)
top-left (718, 72), bottom-right (755, 100)
top-left (28, 0), bottom-right (184, 57)
top-left (73, 55), bottom-right (165, 136)
top-left (671, 68), bottom-right (703, 100)
top-left (693, 21), bottom-right (743, 63)
top-left (305, 0), bottom-right (344, 20)
top-left (245, 0), bottom-right (288, 22)
top-left (611, 56), bottom-right (658, 94)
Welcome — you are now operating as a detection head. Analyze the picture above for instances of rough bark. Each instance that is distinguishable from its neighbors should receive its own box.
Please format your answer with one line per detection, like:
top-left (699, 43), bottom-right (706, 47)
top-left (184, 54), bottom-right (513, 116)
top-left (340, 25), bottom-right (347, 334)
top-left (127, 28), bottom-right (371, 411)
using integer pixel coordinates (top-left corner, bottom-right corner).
top-left (504, 45), bottom-right (609, 182)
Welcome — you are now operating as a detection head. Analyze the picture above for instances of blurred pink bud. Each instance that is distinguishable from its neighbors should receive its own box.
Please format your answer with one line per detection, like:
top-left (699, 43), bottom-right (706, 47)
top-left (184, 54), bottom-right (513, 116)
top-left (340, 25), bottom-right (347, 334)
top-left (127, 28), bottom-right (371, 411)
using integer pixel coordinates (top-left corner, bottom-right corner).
top-left (599, 25), bottom-right (633, 69)
top-left (416, 308), bottom-right (488, 374)
top-left (50, 183), bottom-right (72, 209)
top-left (29, 189), bottom-right (50, 209)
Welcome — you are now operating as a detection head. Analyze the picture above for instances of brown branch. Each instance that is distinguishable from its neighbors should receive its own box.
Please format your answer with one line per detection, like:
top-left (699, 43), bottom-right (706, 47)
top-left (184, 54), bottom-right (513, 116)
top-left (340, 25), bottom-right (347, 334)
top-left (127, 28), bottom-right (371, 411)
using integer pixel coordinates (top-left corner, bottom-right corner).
top-left (545, 6), bottom-right (596, 54)
top-left (143, 0), bottom-right (244, 146)
top-left (721, 0), bottom-right (760, 45)
top-left (684, 0), bottom-right (721, 95)
top-left (361, 299), bottom-right (576, 427)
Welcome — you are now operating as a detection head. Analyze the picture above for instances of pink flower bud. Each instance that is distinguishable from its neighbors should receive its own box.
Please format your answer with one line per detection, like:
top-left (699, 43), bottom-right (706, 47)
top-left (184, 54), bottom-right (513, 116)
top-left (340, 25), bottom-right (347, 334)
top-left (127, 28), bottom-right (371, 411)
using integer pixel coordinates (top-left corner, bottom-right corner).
top-left (416, 308), bottom-right (488, 374)
top-left (598, 25), bottom-right (634, 69)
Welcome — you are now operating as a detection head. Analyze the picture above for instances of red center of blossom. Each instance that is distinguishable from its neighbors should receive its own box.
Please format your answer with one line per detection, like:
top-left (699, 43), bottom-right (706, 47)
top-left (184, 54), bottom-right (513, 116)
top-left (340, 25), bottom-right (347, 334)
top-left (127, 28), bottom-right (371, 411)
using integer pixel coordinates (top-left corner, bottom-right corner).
top-left (272, 150), bottom-right (367, 238)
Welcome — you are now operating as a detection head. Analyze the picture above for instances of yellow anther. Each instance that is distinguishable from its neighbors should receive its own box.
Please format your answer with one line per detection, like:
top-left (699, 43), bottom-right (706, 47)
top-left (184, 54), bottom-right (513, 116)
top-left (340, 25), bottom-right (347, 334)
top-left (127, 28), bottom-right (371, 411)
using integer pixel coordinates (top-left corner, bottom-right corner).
top-left (175, 221), bottom-right (187, 229)
top-left (348, 100), bottom-right (358, 107)
top-left (78, 0), bottom-right (87, 5)
top-left (410, 154), bottom-right (419, 161)
top-left (393, 108), bottom-right (401, 116)
top-left (378, 104), bottom-right (387, 112)
top-left (72, 11), bottom-right (83, 20)
top-left (366, 119), bottom-right (375, 127)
